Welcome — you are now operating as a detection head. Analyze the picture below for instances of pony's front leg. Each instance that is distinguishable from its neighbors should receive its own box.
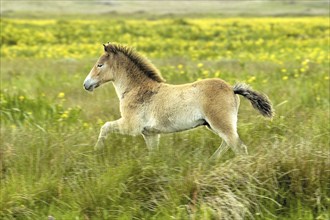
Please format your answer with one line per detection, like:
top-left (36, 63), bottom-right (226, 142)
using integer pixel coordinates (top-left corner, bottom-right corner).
top-left (95, 119), bottom-right (123, 150)
top-left (142, 134), bottom-right (160, 151)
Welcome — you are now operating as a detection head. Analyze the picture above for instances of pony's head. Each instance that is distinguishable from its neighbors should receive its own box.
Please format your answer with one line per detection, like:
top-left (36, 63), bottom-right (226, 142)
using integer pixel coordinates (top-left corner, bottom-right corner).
top-left (83, 43), bottom-right (116, 92)
top-left (84, 43), bottom-right (165, 91)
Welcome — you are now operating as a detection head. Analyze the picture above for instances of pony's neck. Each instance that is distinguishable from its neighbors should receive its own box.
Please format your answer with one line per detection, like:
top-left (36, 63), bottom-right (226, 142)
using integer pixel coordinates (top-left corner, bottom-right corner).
top-left (112, 67), bottom-right (159, 100)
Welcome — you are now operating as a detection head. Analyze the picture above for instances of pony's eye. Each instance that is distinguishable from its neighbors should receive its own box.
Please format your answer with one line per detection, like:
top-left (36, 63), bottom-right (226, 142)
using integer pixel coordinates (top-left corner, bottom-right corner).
top-left (97, 64), bottom-right (103, 68)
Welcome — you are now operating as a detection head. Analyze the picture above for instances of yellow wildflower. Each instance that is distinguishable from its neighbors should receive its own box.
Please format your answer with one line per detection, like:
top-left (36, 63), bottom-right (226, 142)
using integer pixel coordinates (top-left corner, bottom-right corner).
top-left (202, 70), bottom-right (209, 76)
top-left (19, 96), bottom-right (25, 101)
top-left (58, 92), bottom-right (65, 98)
top-left (214, 71), bottom-right (221, 78)
top-left (301, 59), bottom-right (310, 66)
top-left (97, 118), bottom-right (104, 125)
top-left (197, 63), bottom-right (204, 68)
top-left (247, 76), bottom-right (256, 83)
top-left (282, 76), bottom-right (288, 81)
top-left (61, 111), bottom-right (69, 119)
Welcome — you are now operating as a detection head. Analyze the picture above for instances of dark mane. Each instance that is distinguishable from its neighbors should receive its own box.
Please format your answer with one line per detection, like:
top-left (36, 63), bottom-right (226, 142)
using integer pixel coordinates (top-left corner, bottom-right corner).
top-left (104, 43), bottom-right (165, 83)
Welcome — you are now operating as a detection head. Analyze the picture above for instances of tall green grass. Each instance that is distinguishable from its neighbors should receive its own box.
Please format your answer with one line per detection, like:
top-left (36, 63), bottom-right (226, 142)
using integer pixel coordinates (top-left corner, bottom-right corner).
top-left (1, 56), bottom-right (328, 219)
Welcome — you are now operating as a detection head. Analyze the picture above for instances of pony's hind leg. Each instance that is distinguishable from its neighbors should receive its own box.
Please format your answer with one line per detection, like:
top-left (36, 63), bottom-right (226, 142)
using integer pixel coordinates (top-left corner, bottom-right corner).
top-left (210, 140), bottom-right (230, 159)
top-left (213, 129), bottom-right (247, 157)
top-left (206, 113), bottom-right (248, 158)
top-left (229, 135), bottom-right (248, 155)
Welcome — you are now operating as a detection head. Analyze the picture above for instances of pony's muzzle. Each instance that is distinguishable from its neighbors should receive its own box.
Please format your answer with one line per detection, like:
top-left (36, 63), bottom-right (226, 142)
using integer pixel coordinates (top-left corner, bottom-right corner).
top-left (83, 82), bottom-right (93, 91)
top-left (83, 77), bottom-right (99, 91)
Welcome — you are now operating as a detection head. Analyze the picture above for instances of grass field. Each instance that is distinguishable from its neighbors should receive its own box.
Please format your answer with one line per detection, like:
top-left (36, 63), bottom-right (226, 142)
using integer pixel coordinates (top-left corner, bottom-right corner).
top-left (1, 1), bottom-right (330, 220)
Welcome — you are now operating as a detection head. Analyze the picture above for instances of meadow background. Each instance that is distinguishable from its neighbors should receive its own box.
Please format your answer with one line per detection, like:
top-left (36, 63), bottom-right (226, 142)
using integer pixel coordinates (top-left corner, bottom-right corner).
top-left (0, 1), bottom-right (329, 219)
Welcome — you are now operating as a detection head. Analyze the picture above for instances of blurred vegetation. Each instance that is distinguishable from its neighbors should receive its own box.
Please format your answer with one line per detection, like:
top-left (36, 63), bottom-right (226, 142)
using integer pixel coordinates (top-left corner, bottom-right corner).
top-left (1, 0), bottom-right (329, 18)
top-left (0, 15), bottom-right (329, 220)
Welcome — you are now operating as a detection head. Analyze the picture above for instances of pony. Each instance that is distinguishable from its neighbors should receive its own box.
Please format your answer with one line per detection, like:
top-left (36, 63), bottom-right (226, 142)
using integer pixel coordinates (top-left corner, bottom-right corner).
top-left (83, 43), bottom-right (274, 158)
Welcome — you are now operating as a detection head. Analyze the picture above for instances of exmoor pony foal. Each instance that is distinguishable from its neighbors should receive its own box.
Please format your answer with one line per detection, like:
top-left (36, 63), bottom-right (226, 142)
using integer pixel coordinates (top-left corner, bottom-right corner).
top-left (83, 43), bottom-right (274, 158)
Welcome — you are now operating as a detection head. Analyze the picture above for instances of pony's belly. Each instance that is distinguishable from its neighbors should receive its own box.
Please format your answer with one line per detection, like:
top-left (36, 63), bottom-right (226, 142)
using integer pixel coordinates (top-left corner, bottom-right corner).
top-left (143, 90), bottom-right (205, 134)
top-left (144, 113), bottom-right (205, 134)
top-left (165, 118), bottom-right (206, 133)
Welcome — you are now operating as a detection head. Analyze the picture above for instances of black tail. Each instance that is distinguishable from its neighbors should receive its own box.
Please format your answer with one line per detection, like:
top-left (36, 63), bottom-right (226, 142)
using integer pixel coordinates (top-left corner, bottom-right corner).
top-left (233, 83), bottom-right (274, 118)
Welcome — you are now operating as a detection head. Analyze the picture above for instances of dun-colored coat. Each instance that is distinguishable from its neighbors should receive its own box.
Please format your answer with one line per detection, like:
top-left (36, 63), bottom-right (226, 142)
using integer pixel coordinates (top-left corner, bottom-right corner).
top-left (83, 43), bottom-right (274, 158)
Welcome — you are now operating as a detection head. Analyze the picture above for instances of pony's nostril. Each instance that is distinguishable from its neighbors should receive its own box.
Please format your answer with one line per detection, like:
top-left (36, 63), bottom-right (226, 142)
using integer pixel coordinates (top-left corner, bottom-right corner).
top-left (83, 82), bottom-right (91, 91)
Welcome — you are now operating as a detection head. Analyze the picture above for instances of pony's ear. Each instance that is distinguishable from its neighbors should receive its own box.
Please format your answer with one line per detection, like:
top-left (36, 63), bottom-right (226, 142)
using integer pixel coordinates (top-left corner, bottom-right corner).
top-left (103, 43), bottom-right (117, 54)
